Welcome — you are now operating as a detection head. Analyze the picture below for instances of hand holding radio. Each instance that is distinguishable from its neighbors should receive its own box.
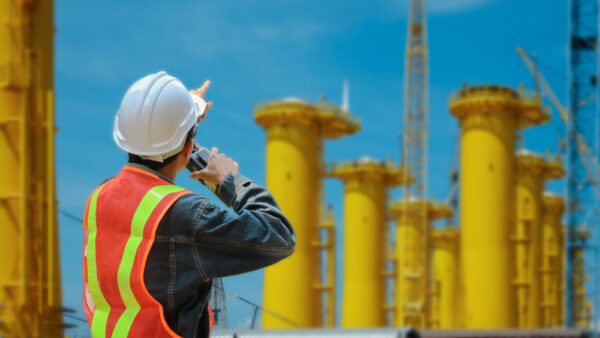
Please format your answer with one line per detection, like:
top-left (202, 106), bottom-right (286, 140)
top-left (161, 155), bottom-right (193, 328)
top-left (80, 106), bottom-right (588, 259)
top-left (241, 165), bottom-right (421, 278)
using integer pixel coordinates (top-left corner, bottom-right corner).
top-left (188, 145), bottom-right (239, 186)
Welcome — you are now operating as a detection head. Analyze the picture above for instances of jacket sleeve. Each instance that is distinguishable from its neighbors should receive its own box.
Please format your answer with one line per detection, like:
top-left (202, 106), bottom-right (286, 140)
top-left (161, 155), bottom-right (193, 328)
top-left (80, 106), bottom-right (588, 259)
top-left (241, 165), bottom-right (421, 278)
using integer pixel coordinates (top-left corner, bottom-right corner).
top-left (190, 172), bottom-right (296, 278)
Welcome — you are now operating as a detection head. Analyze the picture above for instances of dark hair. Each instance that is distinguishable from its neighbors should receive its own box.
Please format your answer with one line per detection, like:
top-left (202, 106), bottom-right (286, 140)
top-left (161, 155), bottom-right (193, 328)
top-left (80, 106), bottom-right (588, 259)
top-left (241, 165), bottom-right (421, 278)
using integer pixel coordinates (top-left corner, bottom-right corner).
top-left (128, 125), bottom-right (197, 170)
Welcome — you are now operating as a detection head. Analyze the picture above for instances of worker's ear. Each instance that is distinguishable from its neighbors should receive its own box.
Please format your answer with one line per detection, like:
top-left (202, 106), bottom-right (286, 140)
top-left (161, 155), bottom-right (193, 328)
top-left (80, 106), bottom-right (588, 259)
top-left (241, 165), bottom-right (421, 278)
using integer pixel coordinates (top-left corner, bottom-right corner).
top-left (183, 139), bottom-right (194, 158)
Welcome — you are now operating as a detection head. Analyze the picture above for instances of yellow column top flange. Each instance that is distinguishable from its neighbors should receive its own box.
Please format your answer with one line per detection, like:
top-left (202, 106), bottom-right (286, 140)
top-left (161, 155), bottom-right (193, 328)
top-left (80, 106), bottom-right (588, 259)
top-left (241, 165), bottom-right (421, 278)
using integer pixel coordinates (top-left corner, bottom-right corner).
top-left (449, 84), bottom-right (551, 129)
top-left (516, 150), bottom-right (565, 181)
top-left (254, 98), bottom-right (361, 139)
top-left (327, 157), bottom-right (412, 187)
top-left (389, 199), bottom-right (454, 221)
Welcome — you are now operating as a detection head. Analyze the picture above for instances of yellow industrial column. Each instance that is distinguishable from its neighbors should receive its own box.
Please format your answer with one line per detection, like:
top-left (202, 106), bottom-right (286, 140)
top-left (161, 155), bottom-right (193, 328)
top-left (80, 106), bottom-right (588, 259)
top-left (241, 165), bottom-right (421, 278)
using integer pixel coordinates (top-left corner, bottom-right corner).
top-left (0, 0), bottom-right (62, 336)
top-left (430, 228), bottom-right (460, 329)
top-left (557, 223), bottom-right (566, 325)
top-left (329, 158), bottom-right (408, 328)
top-left (541, 192), bottom-right (565, 327)
top-left (449, 85), bottom-right (549, 328)
top-left (255, 99), bottom-right (360, 328)
top-left (514, 151), bottom-right (564, 328)
top-left (389, 199), bottom-right (452, 328)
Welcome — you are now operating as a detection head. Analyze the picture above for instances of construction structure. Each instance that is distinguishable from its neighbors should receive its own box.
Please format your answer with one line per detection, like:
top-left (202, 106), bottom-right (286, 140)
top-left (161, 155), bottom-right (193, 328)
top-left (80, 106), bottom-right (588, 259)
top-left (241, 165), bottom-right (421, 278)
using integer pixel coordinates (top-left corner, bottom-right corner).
top-left (396, 0), bottom-right (431, 328)
top-left (513, 151), bottom-right (564, 328)
top-left (328, 158), bottom-right (409, 328)
top-left (449, 85), bottom-right (550, 328)
top-left (1, 0), bottom-right (592, 333)
top-left (255, 99), bottom-right (360, 328)
top-left (429, 228), bottom-right (460, 329)
top-left (541, 192), bottom-right (566, 327)
top-left (211, 278), bottom-right (228, 330)
top-left (389, 200), bottom-right (453, 328)
top-left (0, 0), bottom-right (64, 336)
top-left (518, 43), bottom-right (600, 329)
top-left (566, 0), bottom-right (599, 328)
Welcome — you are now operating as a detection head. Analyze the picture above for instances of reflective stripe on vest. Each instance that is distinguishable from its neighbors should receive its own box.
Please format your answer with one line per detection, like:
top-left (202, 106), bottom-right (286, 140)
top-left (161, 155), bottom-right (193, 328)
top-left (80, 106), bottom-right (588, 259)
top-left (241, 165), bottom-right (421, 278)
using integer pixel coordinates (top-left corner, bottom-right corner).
top-left (87, 185), bottom-right (111, 337)
top-left (84, 166), bottom-right (190, 337)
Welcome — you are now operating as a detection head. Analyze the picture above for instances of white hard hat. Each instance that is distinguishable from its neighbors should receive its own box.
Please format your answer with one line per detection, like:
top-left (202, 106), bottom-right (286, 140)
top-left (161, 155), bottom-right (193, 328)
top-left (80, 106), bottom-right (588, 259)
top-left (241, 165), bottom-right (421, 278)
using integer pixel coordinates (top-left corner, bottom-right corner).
top-left (113, 71), bottom-right (207, 162)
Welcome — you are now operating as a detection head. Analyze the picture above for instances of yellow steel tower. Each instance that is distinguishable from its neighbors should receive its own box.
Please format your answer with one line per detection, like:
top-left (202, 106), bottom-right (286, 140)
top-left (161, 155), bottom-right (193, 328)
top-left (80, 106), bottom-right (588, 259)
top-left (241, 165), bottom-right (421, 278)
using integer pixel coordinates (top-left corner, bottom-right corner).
top-left (389, 199), bottom-right (452, 328)
top-left (541, 192), bottom-right (565, 327)
top-left (0, 0), bottom-right (62, 336)
top-left (399, 0), bottom-right (430, 327)
top-left (429, 228), bottom-right (459, 329)
top-left (514, 151), bottom-right (564, 328)
top-left (449, 85), bottom-right (549, 328)
top-left (328, 158), bottom-right (409, 328)
top-left (256, 99), bottom-right (360, 328)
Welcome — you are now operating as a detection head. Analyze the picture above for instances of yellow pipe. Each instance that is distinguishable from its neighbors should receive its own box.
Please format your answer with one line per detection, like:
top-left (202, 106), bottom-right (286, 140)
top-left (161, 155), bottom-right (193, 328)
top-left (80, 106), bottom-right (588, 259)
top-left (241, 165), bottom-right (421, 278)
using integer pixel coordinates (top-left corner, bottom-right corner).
top-left (314, 205), bottom-right (335, 328)
top-left (329, 159), bottom-right (407, 328)
top-left (1, 1), bottom-right (29, 336)
top-left (557, 223), bottom-right (565, 325)
top-left (514, 151), bottom-right (563, 328)
top-left (574, 245), bottom-right (587, 328)
top-left (430, 228), bottom-right (459, 329)
top-left (0, 0), bottom-right (60, 336)
top-left (389, 200), bottom-right (452, 328)
top-left (255, 100), bottom-right (359, 328)
top-left (449, 85), bottom-right (549, 328)
top-left (541, 192), bottom-right (564, 327)
top-left (325, 223), bottom-right (335, 328)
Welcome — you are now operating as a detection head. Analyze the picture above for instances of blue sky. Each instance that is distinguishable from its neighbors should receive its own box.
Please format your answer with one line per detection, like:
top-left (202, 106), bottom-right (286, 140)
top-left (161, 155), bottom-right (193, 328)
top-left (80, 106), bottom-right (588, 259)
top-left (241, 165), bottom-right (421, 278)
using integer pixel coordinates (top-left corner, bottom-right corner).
top-left (55, 0), bottom-right (569, 333)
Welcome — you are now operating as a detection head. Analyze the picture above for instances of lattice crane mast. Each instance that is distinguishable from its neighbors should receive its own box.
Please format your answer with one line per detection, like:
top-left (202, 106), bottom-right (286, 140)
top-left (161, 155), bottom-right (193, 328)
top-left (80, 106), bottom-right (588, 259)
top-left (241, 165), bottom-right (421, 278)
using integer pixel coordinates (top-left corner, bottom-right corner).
top-left (398, 0), bottom-right (429, 326)
top-left (404, 1), bottom-right (428, 202)
top-left (566, 0), bottom-right (599, 327)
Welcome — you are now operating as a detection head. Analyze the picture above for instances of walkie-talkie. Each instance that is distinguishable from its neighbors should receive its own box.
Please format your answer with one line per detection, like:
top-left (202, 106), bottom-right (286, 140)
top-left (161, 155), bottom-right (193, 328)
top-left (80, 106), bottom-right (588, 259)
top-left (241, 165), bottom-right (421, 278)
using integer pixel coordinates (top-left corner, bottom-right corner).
top-left (186, 141), bottom-right (217, 191)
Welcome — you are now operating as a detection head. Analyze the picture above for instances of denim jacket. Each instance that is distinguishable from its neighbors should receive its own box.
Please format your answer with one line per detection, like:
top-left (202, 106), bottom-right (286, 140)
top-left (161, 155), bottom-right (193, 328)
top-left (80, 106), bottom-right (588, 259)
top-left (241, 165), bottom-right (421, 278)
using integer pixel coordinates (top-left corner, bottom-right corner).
top-left (130, 163), bottom-right (296, 337)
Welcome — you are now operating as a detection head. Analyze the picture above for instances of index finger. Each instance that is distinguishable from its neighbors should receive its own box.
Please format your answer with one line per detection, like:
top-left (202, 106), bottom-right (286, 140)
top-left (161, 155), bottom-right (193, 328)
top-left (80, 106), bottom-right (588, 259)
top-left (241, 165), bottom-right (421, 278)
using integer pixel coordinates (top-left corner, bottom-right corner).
top-left (195, 80), bottom-right (211, 98)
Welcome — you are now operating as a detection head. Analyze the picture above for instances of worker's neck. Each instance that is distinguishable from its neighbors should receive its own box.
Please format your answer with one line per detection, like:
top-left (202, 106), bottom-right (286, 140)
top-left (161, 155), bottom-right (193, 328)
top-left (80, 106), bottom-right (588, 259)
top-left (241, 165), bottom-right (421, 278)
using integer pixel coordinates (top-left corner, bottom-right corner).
top-left (157, 162), bottom-right (180, 183)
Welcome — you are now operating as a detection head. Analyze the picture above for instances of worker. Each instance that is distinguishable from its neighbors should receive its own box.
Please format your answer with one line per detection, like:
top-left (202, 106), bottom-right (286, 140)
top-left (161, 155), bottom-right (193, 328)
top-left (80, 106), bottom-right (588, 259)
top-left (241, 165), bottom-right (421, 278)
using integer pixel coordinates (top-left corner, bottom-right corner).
top-left (82, 71), bottom-right (295, 338)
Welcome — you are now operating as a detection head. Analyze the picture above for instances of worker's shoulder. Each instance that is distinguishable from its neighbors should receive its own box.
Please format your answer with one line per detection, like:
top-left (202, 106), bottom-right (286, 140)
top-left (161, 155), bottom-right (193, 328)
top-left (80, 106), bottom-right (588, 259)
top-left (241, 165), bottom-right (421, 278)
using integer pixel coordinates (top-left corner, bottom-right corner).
top-left (170, 191), bottom-right (210, 213)
top-left (167, 191), bottom-right (219, 222)
top-left (155, 192), bottom-right (211, 238)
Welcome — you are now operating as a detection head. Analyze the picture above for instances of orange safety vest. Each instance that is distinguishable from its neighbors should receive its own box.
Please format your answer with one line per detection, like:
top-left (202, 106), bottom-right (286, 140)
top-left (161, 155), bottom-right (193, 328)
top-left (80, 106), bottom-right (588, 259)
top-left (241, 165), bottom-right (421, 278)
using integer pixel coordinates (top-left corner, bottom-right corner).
top-left (83, 165), bottom-right (214, 337)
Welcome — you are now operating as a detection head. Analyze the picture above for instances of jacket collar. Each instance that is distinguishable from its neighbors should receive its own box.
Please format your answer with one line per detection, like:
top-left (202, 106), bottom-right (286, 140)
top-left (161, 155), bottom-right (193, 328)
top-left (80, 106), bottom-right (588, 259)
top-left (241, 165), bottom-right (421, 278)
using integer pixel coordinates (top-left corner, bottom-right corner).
top-left (126, 162), bottom-right (175, 185)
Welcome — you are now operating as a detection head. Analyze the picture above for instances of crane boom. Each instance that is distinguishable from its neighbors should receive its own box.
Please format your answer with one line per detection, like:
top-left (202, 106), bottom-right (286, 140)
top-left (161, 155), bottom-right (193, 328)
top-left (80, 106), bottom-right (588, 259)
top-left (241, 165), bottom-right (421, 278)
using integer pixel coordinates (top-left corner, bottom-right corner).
top-left (516, 47), bottom-right (568, 121)
top-left (516, 47), bottom-right (600, 188)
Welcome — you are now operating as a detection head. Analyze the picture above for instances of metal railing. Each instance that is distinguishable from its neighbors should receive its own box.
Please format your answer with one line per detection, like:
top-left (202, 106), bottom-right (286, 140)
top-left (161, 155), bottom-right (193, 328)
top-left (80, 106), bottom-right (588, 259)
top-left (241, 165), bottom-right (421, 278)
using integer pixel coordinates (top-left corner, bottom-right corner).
top-left (448, 85), bottom-right (518, 105)
top-left (315, 101), bottom-right (361, 126)
top-left (253, 99), bottom-right (361, 127)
